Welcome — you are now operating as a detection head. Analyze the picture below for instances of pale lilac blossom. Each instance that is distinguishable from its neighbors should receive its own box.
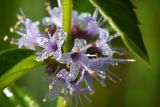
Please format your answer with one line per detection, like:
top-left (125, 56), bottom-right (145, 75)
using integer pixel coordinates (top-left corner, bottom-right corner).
top-left (12, 3), bottom-right (135, 106)
top-left (36, 29), bottom-right (66, 61)
top-left (15, 16), bottom-right (46, 50)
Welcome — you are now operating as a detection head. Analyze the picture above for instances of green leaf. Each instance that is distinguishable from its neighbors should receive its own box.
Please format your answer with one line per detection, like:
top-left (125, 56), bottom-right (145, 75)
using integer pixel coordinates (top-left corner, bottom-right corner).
top-left (0, 48), bottom-right (33, 77)
top-left (0, 54), bottom-right (43, 89)
top-left (0, 85), bottom-right (39, 107)
top-left (62, 0), bottom-right (73, 52)
top-left (89, 0), bottom-right (150, 64)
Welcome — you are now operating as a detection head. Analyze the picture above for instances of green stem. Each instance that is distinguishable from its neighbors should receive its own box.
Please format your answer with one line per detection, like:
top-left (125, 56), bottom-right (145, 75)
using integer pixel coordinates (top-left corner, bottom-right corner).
top-left (62, 0), bottom-right (73, 52)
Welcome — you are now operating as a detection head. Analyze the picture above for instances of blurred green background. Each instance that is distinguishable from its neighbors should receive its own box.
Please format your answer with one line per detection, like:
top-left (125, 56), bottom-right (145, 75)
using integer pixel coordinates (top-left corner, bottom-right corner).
top-left (0, 0), bottom-right (160, 107)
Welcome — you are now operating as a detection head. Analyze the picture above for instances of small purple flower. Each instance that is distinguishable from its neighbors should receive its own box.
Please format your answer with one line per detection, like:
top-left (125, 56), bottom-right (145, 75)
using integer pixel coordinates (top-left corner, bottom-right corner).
top-left (43, 5), bottom-right (99, 37)
top-left (45, 68), bottom-right (91, 106)
top-left (95, 28), bottom-right (117, 57)
top-left (43, 7), bottom-right (62, 27)
top-left (43, 7), bottom-right (78, 28)
top-left (46, 69), bottom-right (70, 101)
top-left (43, 38), bottom-right (135, 106)
top-left (36, 29), bottom-right (66, 61)
top-left (11, 3), bottom-right (135, 107)
top-left (78, 12), bottom-right (99, 36)
top-left (60, 38), bottom-right (135, 92)
top-left (14, 14), bottom-right (46, 50)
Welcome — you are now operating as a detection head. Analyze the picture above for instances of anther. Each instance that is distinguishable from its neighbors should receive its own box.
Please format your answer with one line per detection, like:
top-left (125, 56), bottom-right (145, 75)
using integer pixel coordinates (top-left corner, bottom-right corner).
top-left (10, 27), bottom-right (15, 33)
top-left (31, 43), bottom-right (35, 47)
top-left (45, 2), bottom-right (50, 11)
top-left (17, 15), bottom-right (24, 21)
top-left (76, 47), bottom-right (80, 52)
top-left (95, 53), bottom-right (99, 58)
top-left (3, 35), bottom-right (8, 41)
top-left (10, 38), bottom-right (15, 45)
top-left (45, 28), bottom-right (49, 32)
top-left (43, 98), bottom-right (47, 102)
top-left (66, 64), bottom-right (70, 69)
top-left (14, 21), bottom-right (21, 29)
top-left (57, 0), bottom-right (62, 7)
top-left (90, 71), bottom-right (97, 77)
top-left (49, 85), bottom-right (53, 90)
top-left (63, 100), bottom-right (67, 106)
top-left (128, 59), bottom-right (136, 62)
top-left (90, 91), bottom-right (95, 95)
top-left (70, 90), bottom-right (74, 95)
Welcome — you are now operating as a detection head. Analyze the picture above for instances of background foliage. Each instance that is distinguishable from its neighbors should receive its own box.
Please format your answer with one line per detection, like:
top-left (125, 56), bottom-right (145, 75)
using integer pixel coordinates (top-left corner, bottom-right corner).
top-left (0, 0), bottom-right (160, 107)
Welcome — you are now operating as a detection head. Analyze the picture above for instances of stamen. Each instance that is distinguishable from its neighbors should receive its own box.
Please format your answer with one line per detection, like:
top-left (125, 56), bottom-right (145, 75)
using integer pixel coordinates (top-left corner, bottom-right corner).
top-left (112, 62), bottom-right (118, 66)
top-left (49, 85), bottom-right (53, 90)
top-left (15, 30), bottom-right (26, 36)
top-left (113, 50), bottom-right (126, 56)
top-left (89, 71), bottom-right (97, 77)
top-left (96, 53), bottom-right (99, 58)
top-left (108, 71), bottom-right (122, 82)
top-left (128, 59), bottom-right (136, 62)
top-left (97, 16), bottom-right (103, 25)
top-left (57, 0), bottom-right (62, 7)
top-left (17, 14), bottom-right (24, 21)
top-left (92, 8), bottom-right (98, 20)
top-left (98, 18), bottom-right (106, 26)
top-left (63, 100), bottom-right (67, 106)
top-left (107, 33), bottom-right (120, 42)
top-left (35, 21), bottom-right (40, 25)
top-left (45, 2), bottom-right (50, 11)
top-left (45, 27), bottom-right (49, 32)
top-left (76, 47), bottom-right (80, 52)
top-left (17, 26), bottom-right (25, 32)
top-left (107, 75), bottom-right (117, 83)
top-left (10, 38), bottom-right (16, 45)
top-left (94, 77), bottom-right (106, 87)
top-left (47, 32), bottom-right (52, 39)
top-left (86, 54), bottom-right (97, 57)
top-left (90, 92), bottom-right (95, 95)
top-left (3, 35), bottom-right (8, 41)
top-left (43, 98), bottom-right (47, 102)
top-left (76, 70), bottom-right (85, 86)
top-left (31, 43), bottom-right (36, 48)
top-left (45, 4), bottom-right (51, 11)
top-left (80, 62), bottom-right (97, 77)
top-left (10, 27), bottom-right (15, 33)
top-left (19, 8), bottom-right (25, 18)
top-left (70, 90), bottom-right (74, 95)
top-left (96, 72), bottom-right (106, 80)
top-left (108, 58), bottom-right (136, 64)
top-left (14, 21), bottom-right (21, 30)
top-left (66, 64), bottom-right (71, 69)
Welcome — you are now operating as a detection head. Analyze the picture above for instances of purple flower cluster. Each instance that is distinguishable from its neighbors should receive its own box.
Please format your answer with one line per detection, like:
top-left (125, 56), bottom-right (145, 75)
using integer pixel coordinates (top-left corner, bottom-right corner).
top-left (11, 1), bottom-right (135, 107)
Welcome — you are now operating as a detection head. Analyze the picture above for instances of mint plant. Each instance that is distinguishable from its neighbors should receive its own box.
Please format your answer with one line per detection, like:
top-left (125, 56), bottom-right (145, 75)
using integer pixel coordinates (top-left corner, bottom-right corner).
top-left (0, 0), bottom-right (149, 107)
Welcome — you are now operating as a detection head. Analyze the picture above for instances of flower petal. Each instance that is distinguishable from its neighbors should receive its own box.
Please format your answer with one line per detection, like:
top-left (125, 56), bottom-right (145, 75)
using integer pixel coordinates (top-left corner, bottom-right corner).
top-left (70, 63), bottom-right (79, 81)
